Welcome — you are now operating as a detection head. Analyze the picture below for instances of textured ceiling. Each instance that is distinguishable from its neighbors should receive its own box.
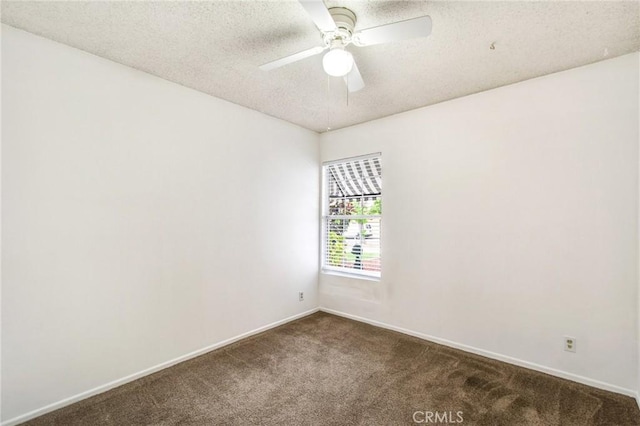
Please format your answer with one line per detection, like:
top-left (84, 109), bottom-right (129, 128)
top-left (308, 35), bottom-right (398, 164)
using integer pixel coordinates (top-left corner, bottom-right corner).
top-left (2, 1), bottom-right (639, 133)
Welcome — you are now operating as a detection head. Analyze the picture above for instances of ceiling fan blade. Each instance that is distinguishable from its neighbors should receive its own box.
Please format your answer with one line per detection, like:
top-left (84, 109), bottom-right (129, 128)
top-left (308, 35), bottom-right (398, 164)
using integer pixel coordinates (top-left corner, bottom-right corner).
top-left (259, 46), bottom-right (326, 71)
top-left (299, 0), bottom-right (337, 32)
top-left (354, 16), bottom-right (432, 47)
top-left (344, 61), bottom-right (365, 93)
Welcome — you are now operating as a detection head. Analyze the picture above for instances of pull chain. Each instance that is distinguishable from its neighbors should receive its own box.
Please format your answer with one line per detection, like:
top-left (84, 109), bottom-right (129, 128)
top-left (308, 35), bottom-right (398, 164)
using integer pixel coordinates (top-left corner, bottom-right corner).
top-left (326, 74), bottom-right (331, 131)
top-left (346, 73), bottom-right (349, 107)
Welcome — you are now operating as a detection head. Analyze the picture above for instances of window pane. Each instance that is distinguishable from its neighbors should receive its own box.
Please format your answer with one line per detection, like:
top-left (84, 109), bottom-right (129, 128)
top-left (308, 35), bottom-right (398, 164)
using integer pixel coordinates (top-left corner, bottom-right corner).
top-left (323, 155), bottom-right (381, 278)
top-left (329, 198), bottom-right (367, 216)
top-left (363, 197), bottom-right (381, 214)
top-left (346, 218), bottom-right (380, 273)
top-left (325, 218), bottom-right (349, 268)
top-left (324, 217), bottom-right (380, 275)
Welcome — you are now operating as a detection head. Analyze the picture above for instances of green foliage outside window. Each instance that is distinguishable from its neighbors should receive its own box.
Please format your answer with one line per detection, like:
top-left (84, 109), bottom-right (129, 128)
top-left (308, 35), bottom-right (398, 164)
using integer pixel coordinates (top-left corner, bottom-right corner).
top-left (327, 231), bottom-right (345, 266)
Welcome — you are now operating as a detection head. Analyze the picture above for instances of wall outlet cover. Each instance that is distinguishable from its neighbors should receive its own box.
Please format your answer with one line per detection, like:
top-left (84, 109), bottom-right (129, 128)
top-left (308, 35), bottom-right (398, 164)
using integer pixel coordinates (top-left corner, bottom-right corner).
top-left (564, 336), bottom-right (577, 353)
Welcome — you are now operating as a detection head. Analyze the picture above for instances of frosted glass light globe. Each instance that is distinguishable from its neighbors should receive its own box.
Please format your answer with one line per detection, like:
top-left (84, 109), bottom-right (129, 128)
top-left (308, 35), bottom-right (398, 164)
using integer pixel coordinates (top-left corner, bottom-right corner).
top-left (322, 48), bottom-right (354, 77)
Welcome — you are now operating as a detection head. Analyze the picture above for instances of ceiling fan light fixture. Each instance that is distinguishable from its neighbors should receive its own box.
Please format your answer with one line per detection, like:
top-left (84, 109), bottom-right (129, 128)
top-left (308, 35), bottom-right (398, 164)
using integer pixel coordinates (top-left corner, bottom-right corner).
top-left (322, 48), bottom-right (354, 77)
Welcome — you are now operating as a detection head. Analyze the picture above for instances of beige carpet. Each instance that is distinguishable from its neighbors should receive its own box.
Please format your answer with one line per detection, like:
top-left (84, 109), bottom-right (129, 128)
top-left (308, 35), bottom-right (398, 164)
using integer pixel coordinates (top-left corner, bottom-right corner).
top-left (24, 312), bottom-right (640, 425)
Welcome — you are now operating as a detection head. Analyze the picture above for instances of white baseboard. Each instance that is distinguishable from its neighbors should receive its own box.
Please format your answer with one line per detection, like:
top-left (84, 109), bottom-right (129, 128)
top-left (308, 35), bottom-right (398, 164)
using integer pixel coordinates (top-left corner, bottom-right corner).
top-left (1, 308), bottom-right (319, 426)
top-left (319, 307), bottom-right (637, 399)
top-left (636, 392), bottom-right (640, 411)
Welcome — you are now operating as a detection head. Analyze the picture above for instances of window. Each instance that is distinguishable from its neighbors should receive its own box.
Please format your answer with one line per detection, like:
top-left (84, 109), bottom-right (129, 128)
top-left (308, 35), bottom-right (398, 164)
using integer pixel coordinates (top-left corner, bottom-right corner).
top-left (322, 153), bottom-right (381, 278)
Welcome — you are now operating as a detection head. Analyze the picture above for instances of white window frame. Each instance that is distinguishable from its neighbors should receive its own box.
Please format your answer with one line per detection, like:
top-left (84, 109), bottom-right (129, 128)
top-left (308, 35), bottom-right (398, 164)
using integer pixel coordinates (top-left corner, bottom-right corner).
top-left (321, 153), bottom-right (382, 280)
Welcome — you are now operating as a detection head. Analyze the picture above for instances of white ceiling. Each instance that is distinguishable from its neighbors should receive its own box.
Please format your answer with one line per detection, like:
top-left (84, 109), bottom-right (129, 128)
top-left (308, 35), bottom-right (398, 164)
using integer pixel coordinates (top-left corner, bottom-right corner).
top-left (2, 1), bottom-right (639, 133)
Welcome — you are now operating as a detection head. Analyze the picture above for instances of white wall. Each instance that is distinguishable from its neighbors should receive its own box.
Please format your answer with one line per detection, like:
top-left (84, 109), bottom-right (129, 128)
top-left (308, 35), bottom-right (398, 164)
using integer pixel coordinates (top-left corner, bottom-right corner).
top-left (1, 25), bottom-right (319, 422)
top-left (320, 53), bottom-right (639, 394)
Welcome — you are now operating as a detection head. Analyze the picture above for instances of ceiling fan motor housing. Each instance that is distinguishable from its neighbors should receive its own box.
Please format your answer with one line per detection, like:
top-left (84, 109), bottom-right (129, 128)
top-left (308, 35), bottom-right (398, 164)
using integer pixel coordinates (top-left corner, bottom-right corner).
top-left (325, 7), bottom-right (357, 46)
top-left (329, 7), bottom-right (356, 33)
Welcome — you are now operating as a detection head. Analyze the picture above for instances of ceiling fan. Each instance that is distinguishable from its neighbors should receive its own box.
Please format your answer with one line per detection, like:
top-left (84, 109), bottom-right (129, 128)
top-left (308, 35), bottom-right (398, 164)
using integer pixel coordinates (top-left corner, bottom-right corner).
top-left (259, 0), bottom-right (432, 93)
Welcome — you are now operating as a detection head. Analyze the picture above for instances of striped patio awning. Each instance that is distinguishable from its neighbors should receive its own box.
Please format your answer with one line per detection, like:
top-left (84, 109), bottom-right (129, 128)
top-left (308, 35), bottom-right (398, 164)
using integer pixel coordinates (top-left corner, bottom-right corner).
top-left (327, 156), bottom-right (381, 200)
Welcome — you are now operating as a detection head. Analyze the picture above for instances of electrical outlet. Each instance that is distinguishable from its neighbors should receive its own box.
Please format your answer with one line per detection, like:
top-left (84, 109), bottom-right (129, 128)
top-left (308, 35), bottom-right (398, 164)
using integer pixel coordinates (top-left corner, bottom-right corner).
top-left (299, 292), bottom-right (304, 302)
top-left (564, 336), bottom-right (576, 353)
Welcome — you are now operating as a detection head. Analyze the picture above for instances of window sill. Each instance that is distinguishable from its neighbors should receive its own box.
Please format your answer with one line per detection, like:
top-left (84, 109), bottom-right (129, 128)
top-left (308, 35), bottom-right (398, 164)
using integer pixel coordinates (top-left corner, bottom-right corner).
top-left (321, 269), bottom-right (381, 282)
